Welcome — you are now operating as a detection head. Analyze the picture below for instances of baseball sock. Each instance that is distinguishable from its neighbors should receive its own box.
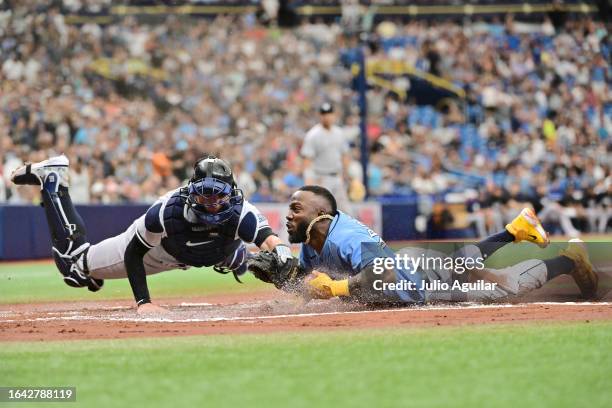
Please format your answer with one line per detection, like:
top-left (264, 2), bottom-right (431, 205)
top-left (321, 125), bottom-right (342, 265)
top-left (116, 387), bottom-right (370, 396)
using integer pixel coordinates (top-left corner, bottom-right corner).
top-left (475, 230), bottom-right (515, 258)
top-left (543, 256), bottom-right (575, 280)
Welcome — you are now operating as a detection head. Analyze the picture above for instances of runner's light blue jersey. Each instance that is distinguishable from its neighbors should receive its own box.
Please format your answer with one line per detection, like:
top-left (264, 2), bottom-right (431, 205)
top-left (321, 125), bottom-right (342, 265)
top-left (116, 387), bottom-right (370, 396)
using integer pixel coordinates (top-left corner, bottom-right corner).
top-left (299, 212), bottom-right (424, 302)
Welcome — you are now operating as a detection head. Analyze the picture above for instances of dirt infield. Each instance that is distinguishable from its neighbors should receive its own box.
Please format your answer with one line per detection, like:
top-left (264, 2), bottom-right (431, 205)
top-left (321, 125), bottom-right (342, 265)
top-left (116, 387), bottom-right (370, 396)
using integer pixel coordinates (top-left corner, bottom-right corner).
top-left (2, 287), bottom-right (612, 342)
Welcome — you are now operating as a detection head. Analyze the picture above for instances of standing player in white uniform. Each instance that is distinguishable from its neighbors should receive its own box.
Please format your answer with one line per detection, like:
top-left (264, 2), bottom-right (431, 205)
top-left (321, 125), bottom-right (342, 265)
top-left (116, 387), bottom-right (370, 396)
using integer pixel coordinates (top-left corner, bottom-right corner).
top-left (11, 155), bottom-right (295, 315)
top-left (301, 102), bottom-right (352, 215)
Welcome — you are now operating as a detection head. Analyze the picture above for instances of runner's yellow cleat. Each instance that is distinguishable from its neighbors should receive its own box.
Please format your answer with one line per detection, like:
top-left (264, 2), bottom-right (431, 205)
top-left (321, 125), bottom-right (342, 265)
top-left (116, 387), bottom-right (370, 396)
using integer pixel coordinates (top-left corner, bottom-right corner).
top-left (505, 208), bottom-right (550, 248)
top-left (560, 239), bottom-right (598, 299)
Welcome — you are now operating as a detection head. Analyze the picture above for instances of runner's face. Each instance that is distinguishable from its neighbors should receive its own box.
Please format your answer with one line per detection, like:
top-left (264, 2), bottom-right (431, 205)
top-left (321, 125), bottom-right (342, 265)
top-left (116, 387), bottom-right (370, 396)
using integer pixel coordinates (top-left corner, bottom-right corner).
top-left (286, 191), bottom-right (319, 243)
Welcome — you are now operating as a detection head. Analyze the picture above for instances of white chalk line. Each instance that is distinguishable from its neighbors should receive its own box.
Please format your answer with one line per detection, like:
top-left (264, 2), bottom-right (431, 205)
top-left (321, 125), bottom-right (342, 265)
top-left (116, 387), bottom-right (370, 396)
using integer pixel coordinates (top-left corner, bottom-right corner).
top-left (179, 302), bottom-right (213, 307)
top-left (2, 302), bottom-right (611, 324)
top-left (0, 303), bottom-right (214, 318)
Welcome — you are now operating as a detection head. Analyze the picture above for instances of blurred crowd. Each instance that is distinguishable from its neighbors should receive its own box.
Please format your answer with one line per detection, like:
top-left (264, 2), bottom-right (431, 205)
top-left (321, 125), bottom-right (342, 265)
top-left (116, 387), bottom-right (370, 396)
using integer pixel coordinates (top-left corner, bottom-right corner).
top-left (358, 16), bottom-right (610, 235)
top-left (1, 1), bottom-right (610, 235)
top-left (1, 3), bottom-right (353, 205)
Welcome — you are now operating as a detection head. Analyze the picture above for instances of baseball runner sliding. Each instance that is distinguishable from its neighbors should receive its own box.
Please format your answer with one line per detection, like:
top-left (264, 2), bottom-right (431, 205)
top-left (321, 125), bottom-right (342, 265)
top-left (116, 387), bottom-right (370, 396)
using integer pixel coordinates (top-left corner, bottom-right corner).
top-left (248, 186), bottom-right (599, 303)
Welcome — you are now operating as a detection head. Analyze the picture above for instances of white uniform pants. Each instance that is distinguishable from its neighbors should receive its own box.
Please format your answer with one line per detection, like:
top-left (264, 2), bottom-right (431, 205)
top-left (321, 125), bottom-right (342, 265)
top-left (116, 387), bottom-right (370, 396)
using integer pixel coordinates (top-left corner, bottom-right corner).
top-left (86, 216), bottom-right (189, 280)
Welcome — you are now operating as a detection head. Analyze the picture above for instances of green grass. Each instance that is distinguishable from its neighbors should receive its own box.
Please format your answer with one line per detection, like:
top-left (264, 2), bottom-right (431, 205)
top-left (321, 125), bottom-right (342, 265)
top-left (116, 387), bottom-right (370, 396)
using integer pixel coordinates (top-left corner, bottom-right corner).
top-left (1, 322), bottom-right (611, 408)
top-left (0, 261), bottom-right (267, 304)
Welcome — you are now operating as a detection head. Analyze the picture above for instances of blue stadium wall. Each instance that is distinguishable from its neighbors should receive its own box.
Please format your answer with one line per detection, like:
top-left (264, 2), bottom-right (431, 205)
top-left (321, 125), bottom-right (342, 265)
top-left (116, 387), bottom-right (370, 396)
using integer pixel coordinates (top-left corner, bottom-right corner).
top-left (0, 205), bottom-right (148, 260)
top-left (0, 204), bottom-right (420, 260)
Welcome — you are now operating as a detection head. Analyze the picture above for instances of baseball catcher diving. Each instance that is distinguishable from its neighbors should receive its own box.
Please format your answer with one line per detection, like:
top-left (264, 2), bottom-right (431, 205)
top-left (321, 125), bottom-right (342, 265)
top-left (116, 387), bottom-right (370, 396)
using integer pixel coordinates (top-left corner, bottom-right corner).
top-left (11, 155), bottom-right (294, 314)
top-left (248, 185), bottom-right (598, 303)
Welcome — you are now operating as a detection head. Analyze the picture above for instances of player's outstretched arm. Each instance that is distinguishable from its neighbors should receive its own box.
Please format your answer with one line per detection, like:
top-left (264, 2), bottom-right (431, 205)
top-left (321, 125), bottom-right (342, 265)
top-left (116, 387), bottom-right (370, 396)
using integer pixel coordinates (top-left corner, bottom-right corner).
top-left (124, 235), bottom-right (167, 315)
top-left (247, 249), bottom-right (306, 292)
top-left (348, 264), bottom-right (396, 302)
top-left (305, 264), bottom-right (396, 303)
top-left (258, 234), bottom-right (285, 252)
top-left (259, 235), bottom-right (295, 267)
top-left (236, 200), bottom-right (294, 265)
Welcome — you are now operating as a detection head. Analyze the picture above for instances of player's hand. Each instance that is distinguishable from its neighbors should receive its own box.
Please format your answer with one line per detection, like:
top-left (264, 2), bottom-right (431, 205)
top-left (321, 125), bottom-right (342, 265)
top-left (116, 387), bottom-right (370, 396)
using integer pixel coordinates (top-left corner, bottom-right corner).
top-left (137, 303), bottom-right (169, 317)
top-left (304, 272), bottom-right (333, 299)
top-left (304, 272), bottom-right (349, 299)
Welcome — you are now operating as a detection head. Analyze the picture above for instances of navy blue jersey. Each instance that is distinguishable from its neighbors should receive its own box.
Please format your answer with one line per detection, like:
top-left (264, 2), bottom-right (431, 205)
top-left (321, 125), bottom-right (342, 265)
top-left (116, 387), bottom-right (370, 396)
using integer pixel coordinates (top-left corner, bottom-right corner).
top-left (135, 187), bottom-right (273, 267)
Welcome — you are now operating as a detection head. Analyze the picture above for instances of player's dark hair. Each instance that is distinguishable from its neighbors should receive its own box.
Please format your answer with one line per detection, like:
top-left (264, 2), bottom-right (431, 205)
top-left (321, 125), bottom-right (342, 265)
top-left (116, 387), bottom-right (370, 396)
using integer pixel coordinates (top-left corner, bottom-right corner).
top-left (298, 185), bottom-right (338, 216)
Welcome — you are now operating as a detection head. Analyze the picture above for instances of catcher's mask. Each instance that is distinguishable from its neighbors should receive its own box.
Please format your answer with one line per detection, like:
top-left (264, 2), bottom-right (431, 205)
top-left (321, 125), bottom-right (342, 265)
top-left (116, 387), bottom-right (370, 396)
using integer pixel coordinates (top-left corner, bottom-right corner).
top-left (187, 156), bottom-right (243, 225)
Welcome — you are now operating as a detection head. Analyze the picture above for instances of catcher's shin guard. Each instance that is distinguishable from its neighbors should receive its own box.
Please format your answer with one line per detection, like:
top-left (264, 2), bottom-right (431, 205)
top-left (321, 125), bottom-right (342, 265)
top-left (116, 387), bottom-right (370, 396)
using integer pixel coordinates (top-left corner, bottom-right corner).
top-left (41, 173), bottom-right (103, 292)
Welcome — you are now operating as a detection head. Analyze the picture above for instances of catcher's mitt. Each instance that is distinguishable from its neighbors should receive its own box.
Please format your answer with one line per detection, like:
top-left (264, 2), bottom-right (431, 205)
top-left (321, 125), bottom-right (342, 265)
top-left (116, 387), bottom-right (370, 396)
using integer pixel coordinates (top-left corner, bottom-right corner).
top-left (247, 250), bottom-right (306, 291)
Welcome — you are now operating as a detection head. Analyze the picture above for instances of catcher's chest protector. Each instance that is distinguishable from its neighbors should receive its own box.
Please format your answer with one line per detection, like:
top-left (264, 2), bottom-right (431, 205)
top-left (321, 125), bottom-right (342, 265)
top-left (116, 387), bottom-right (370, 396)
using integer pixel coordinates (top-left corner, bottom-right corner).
top-left (161, 192), bottom-right (243, 267)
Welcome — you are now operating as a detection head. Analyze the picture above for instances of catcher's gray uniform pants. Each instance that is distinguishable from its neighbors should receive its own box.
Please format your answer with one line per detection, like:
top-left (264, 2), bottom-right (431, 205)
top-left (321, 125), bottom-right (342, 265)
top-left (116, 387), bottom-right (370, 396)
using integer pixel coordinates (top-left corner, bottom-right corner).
top-left (86, 216), bottom-right (188, 280)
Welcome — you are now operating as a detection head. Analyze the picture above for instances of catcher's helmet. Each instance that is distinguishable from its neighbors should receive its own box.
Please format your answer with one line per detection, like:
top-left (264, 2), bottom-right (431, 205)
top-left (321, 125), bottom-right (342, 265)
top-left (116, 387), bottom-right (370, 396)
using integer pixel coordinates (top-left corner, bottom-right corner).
top-left (187, 156), bottom-right (243, 224)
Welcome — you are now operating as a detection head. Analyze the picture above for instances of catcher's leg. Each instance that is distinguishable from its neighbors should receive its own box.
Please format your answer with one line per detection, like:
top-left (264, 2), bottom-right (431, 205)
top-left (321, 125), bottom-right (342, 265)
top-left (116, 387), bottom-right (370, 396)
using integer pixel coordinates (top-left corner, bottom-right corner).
top-left (10, 156), bottom-right (102, 292)
top-left (85, 219), bottom-right (186, 280)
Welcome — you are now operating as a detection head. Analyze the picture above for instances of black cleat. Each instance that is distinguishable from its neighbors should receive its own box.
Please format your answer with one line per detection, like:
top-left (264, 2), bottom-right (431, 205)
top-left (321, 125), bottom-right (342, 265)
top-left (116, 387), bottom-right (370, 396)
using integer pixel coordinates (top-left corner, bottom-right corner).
top-left (87, 278), bottom-right (104, 292)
